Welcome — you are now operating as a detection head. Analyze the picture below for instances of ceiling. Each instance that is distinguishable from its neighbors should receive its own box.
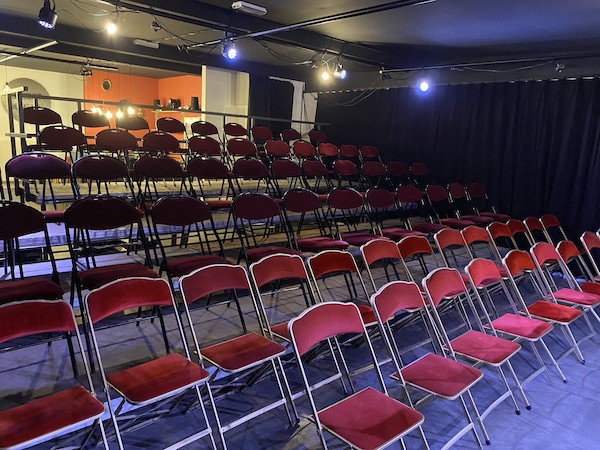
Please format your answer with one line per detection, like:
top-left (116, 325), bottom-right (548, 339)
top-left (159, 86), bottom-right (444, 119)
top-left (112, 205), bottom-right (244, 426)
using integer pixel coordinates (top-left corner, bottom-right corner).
top-left (1, 0), bottom-right (600, 84)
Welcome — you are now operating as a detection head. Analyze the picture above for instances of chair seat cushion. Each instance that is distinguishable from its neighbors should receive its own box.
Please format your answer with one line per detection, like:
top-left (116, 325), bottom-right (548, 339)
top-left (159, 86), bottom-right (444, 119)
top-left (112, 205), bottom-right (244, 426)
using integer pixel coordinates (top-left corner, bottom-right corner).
top-left (397, 353), bottom-right (482, 399)
top-left (245, 246), bottom-right (305, 263)
top-left (450, 329), bottom-right (520, 365)
top-left (0, 278), bottom-right (64, 304)
top-left (205, 200), bottom-right (232, 210)
top-left (340, 232), bottom-right (379, 246)
top-left (554, 287), bottom-right (600, 306)
top-left (78, 263), bottom-right (159, 289)
top-left (107, 353), bottom-right (209, 405)
top-left (358, 304), bottom-right (377, 326)
top-left (411, 222), bottom-right (449, 233)
top-left (202, 332), bottom-right (286, 372)
top-left (481, 212), bottom-right (511, 222)
top-left (41, 210), bottom-right (65, 222)
top-left (270, 321), bottom-right (290, 341)
top-left (318, 386), bottom-right (424, 450)
top-left (461, 215), bottom-right (494, 225)
top-left (381, 228), bottom-right (424, 241)
top-left (524, 301), bottom-right (582, 323)
top-left (297, 237), bottom-right (349, 252)
top-left (167, 255), bottom-right (232, 277)
top-left (0, 386), bottom-right (105, 449)
top-left (490, 313), bottom-right (553, 340)
top-left (439, 218), bottom-right (476, 229)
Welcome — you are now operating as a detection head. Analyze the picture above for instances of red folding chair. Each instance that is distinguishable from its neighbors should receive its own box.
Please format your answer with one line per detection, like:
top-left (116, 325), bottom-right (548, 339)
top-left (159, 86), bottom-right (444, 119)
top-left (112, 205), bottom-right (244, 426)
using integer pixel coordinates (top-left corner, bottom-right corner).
top-left (422, 268), bottom-right (525, 429)
top-left (232, 192), bottom-right (304, 264)
top-left (223, 122), bottom-right (248, 140)
top-left (232, 157), bottom-right (275, 195)
top-left (308, 128), bottom-right (327, 146)
top-left (156, 116), bottom-right (187, 141)
top-left (271, 158), bottom-right (303, 196)
top-left (191, 120), bottom-right (221, 142)
top-left (265, 138), bottom-right (291, 160)
top-left (327, 187), bottom-right (379, 246)
top-left (282, 188), bottom-right (349, 253)
top-left (448, 182), bottom-right (495, 226)
top-left (302, 158), bottom-right (333, 194)
top-left (524, 216), bottom-right (550, 244)
top-left (288, 301), bottom-right (427, 450)
top-left (366, 187), bottom-right (424, 241)
top-left (85, 277), bottom-right (217, 450)
top-left (333, 159), bottom-right (360, 188)
top-left (466, 182), bottom-right (511, 223)
top-left (249, 253), bottom-right (316, 341)
top-left (466, 258), bottom-right (567, 384)
top-left (179, 264), bottom-right (294, 448)
top-left (95, 128), bottom-right (139, 161)
top-left (281, 128), bottom-right (301, 145)
top-left (188, 135), bottom-right (224, 159)
top-left (370, 281), bottom-right (487, 449)
top-left (425, 184), bottom-right (481, 229)
top-left (360, 238), bottom-right (403, 292)
top-left (292, 140), bottom-right (317, 161)
top-left (0, 300), bottom-right (107, 450)
top-left (386, 161), bottom-right (410, 187)
top-left (502, 249), bottom-right (587, 364)
top-left (396, 185), bottom-right (449, 235)
top-left (540, 214), bottom-right (570, 245)
top-left (580, 231), bottom-right (600, 281)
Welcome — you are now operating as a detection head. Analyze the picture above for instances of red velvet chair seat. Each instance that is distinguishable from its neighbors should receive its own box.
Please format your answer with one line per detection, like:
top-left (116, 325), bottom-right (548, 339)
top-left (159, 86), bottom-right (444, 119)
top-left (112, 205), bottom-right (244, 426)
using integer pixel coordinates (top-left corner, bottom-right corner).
top-left (460, 215), bottom-right (494, 226)
top-left (201, 332), bottom-right (286, 372)
top-left (270, 321), bottom-right (290, 341)
top-left (0, 386), bottom-right (104, 449)
top-left (167, 255), bottom-right (232, 277)
top-left (78, 263), bottom-right (158, 289)
top-left (340, 231), bottom-right (379, 246)
top-left (396, 353), bottom-right (482, 399)
top-left (481, 212), bottom-right (511, 222)
top-left (245, 246), bottom-right (304, 263)
top-left (439, 218), bottom-right (476, 229)
top-left (411, 222), bottom-right (449, 233)
top-left (41, 210), bottom-right (65, 222)
top-left (296, 237), bottom-right (349, 252)
top-left (554, 287), bottom-right (600, 306)
top-left (0, 278), bottom-right (64, 305)
top-left (205, 199), bottom-right (232, 210)
top-left (317, 386), bottom-right (424, 450)
top-left (450, 329), bottom-right (520, 365)
top-left (490, 313), bottom-right (553, 339)
top-left (524, 301), bottom-right (582, 323)
top-left (381, 227), bottom-right (424, 241)
top-left (107, 353), bottom-right (209, 405)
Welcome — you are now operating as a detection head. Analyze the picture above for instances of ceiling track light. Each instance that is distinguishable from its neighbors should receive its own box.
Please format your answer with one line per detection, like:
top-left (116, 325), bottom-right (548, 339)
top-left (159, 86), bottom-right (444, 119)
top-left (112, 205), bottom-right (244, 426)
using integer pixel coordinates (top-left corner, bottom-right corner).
top-left (38, 0), bottom-right (57, 29)
top-left (222, 41), bottom-right (238, 60)
top-left (107, 14), bottom-right (119, 35)
top-left (134, 39), bottom-right (159, 49)
top-left (231, 1), bottom-right (267, 16)
top-left (333, 63), bottom-right (347, 79)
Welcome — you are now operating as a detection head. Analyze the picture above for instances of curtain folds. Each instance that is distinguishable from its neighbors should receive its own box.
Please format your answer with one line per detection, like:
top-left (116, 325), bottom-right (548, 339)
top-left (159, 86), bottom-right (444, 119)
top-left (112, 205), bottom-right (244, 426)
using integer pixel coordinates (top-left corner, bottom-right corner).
top-left (315, 78), bottom-right (600, 237)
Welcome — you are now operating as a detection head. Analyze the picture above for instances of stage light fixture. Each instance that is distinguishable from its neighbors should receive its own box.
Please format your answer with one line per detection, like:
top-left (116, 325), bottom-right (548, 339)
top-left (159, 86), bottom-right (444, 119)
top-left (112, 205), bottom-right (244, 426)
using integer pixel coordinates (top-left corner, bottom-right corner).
top-left (222, 41), bottom-right (237, 60)
top-left (127, 106), bottom-right (135, 115)
top-left (419, 80), bottom-right (430, 92)
top-left (231, 1), bottom-right (267, 16)
top-left (321, 70), bottom-right (331, 81)
top-left (107, 16), bottom-right (118, 35)
top-left (104, 109), bottom-right (113, 119)
top-left (333, 64), bottom-right (347, 79)
top-left (38, 0), bottom-right (57, 29)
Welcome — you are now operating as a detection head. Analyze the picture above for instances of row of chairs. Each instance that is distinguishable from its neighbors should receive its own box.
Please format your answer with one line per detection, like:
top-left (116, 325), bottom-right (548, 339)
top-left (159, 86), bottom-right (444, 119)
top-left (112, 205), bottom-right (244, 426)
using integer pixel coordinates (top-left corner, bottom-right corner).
top-left (6, 217), bottom-right (600, 449)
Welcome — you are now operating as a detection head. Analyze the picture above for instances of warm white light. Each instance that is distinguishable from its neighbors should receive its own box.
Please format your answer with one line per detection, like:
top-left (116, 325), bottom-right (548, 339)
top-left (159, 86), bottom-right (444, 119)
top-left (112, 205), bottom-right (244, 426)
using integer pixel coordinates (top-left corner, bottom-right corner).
top-left (127, 106), bottom-right (135, 115)
top-left (115, 110), bottom-right (124, 118)
top-left (419, 80), bottom-right (429, 92)
top-left (105, 109), bottom-right (113, 119)
top-left (321, 71), bottom-right (330, 81)
top-left (2, 82), bottom-right (9, 93)
top-left (107, 18), bottom-right (118, 35)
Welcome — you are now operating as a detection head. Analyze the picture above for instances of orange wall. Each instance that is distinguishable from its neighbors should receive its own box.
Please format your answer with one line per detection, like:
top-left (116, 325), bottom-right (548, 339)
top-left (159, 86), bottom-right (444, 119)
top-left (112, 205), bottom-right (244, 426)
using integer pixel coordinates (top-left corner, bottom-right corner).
top-left (158, 75), bottom-right (202, 109)
top-left (83, 71), bottom-right (202, 130)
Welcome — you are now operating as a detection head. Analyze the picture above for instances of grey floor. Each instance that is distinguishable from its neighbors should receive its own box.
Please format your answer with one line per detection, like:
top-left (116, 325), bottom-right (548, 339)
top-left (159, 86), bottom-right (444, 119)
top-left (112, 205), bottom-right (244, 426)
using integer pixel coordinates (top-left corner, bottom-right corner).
top-left (2, 235), bottom-right (600, 450)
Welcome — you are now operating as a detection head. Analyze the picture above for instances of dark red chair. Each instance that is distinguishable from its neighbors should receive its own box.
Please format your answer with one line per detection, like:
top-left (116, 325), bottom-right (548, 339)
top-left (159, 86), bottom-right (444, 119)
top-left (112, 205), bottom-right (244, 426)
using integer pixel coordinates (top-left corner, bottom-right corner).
top-left (425, 184), bottom-right (478, 229)
top-left (360, 144), bottom-right (382, 163)
top-left (223, 121), bottom-right (248, 139)
top-left (317, 142), bottom-right (339, 170)
top-left (38, 125), bottom-right (88, 161)
top-left (362, 160), bottom-right (388, 188)
top-left (281, 128), bottom-right (301, 145)
top-left (188, 135), bottom-right (223, 158)
top-left (156, 116), bottom-right (187, 138)
top-left (386, 161), bottom-right (410, 187)
top-left (327, 187), bottom-right (379, 246)
top-left (72, 155), bottom-right (137, 200)
top-left (95, 128), bottom-right (139, 161)
top-left (250, 124), bottom-right (273, 150)
top-left (366, 187), bottom-right (424, 241)
top-left (265, 139), bottom-right (291, 160)
top-left (302, 158), bottom-right (332, 194)
top-left (232, 192), bottom-right (304, 263)
top-left (396, 185), bottom-right (449, 235)
top-left (292, 140), bottom-right (316, 161)
top-left (467, 182), bottom-right (511, 223)
top-left (71, 109), bottom-right (110, 145)
top-left (270, 158), bottom-right (303, 196)
top-left (187, 156), bottom-right (236, 209)
top-left (282, 188), bottom-right (349, 253)
top-left (233, 157), bottom-right (275, 195)
top-left (288, 301), bottom-right (427, 449)
top-left (0, 300), bottom-right (107, 450)
top-left (142, 131), bottom-right (183, 158)
top-left (308, 128), bottom-right (327, 146)
top-left (448, 182), bottom-right (496, 226)
top-left (0, 201), bottom-right (64, 302)
top-left (333, 159), bottom-right (360, 187)
top-left (191, 120), bottom-right (221, 140)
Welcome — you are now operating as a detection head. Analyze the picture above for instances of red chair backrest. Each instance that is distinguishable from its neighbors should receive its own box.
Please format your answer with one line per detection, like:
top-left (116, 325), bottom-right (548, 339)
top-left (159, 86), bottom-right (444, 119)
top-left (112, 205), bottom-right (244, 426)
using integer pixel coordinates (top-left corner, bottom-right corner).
top-left (328, 187), bottom-right (364, 210)
top-left (435, 228), bottom-right (466, 251)
top-left (333, 159), bottom-right (357, 176)
top-left (224, 122), bottom-right (248, 137)
top-left (250, 253), bottom-right (308, 288)
top-left (339, 144), bottom-right (359, 158)
top-left (40, 126), bottom-right (87, 148)
top-left (410, 162), bottom-right (429, 177)
top-left (581, 231), bottom-right (600, 251)
top-left (302, 159), bottom-right (328, 177)
top-left (151, 195), bottom-right (212, 226)
top-left (396, 185), bottom-right (423, 203)
top-left (371, 281), bottom-right (426, 323)
top-left (462, 225), bottom-right (490, 245)
top-left (116, 115), bottom-right (150, 132)
top-left (157, 117), bottom-right (186, 134)
top-left (426, 184), bottom-right (449, 202)
top-left (290, 302), bottom-right (363, 357)
top-left (23, 106), bottom-right (62, 126)
top-left (64, 196), bottom-right (141, 230)
top-left (557, 240), bottom-right (580, 263)
top-left (293, 140), bottom-right (316, 158)
top-left (0, 301), bottom-right (75, 345)
top-left (488, 221), bottom-right (512, 239)
top-left (188, 135), bottom-right (222, 156)
top-left (95, 128), bottom-right (138, 150)
top-left (73, 155), bottom-right (129, 181)
top-left (142, 131), bottom-right (180, 152)
top-left (271, 158), bottom-right (301, 178)
top-left (233, 158), bottom-right (269, 179)
top-left (265, 139), bottom-right (290, 157)
top-left (503, 249), bottom-right (535, 276)
top-left (308, 250), bottom-right (358, 279)
top-left (423, 267), bottom-right (466, 308)
top-left (281, 128), bottom-right (301, 143)
top-left (308, 129), bottom-right (327, 144)
top-left (191, 121), bottom-right (220, 137)
top-left (187, 157), bottom-right (230, 180)
top-left (0, 202), bottom-right (47, 239)
top-left (72, 110), bottom-right (110, 128)
top-left (227, 138), bottom-right (257, 156)
top-left (398, 235), bottom-right (433, 259)
top-left (361, 238), bottom-right (400, 266)
top-left (6, 152), bottom-right (70, 180)
top-left (366, 188), bottom-right (396, 209)
top-left (283, 188), bottom-right (322, 213)
top-left (465, 258), bottom-right (501, 287)
top-left (360, 145), bottom-right (380, 160)
top-left (467, 182), bottom-right (487, 198)
top-left (386, 161), bottom-right (408, 177)
top-left (318, 142), bottom-right (339, 157)
top-left (251, 125), bottom-right (273, 141)
top-left (363, 161), bottom-right (386, 177)
top-left (531, 242), bottom-right (560, 266)
top-left (540, 214), bottom-right (561, 229)
top-left (180, 264), bottom-right (250, 304)
top-left (134, 155), bottom-right (183, 179)
top-left (448, 182), bottom-right (467, 199)
top-left (233, 192), bottom-right (280, 220)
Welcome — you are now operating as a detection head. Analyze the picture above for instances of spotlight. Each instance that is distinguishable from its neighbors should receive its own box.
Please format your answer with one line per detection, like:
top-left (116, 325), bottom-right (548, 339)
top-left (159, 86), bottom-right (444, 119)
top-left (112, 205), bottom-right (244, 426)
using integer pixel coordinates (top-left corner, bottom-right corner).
top-left (222, 42), bottom-right (237, 60)
top-left (151, 20), bottom-right (162, 32)
top-left (333, 64), bottom-right (347, 80)
top-left (419, 80), bottom-right (429, 92)
top-left (80, 65), bottom-right (92, 77)
top-left (38, 0), bottom-right (58, 29)
top-left (104, 109), bottom-right (113, 119)
top-left (107, 16), bottom-right (118, 35)
top-left (115, 110), bottom-right (124, 118)
top-left (127, 106), bottom-right (135, 115)
top-left (555, 62), bottom-right (565, 73)
top-left (321, 70), bottom-right (331, 81)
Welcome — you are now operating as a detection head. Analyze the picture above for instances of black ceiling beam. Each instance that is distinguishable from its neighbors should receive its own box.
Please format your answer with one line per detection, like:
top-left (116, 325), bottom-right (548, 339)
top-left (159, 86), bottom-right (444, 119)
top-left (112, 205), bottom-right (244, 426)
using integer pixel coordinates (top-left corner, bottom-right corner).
top-left (99, 0), bottom-right (398, 67)
top-left (0, 12), bottom-right (310, 79)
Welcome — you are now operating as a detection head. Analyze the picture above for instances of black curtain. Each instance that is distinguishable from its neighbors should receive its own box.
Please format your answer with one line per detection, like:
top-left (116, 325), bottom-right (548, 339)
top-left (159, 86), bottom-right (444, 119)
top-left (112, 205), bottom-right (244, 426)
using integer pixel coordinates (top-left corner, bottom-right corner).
top-left (316, 78), bottom-right (600, 238)
top-left (249, 75), bottom-right (294, 137)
